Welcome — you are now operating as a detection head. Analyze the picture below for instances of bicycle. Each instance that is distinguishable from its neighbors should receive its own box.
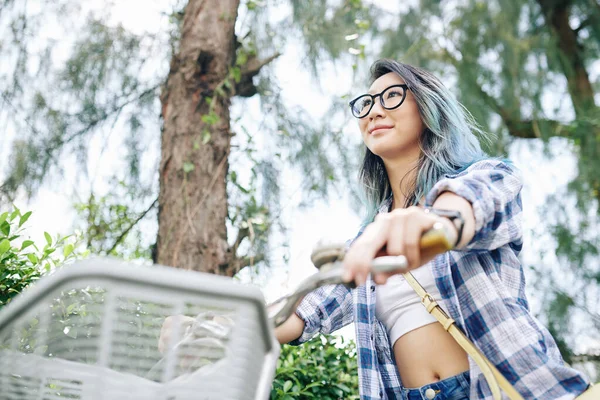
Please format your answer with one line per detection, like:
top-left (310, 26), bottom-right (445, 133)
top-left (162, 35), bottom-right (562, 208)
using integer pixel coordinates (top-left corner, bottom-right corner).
top-left (0, 225), bottom-right (596, 400)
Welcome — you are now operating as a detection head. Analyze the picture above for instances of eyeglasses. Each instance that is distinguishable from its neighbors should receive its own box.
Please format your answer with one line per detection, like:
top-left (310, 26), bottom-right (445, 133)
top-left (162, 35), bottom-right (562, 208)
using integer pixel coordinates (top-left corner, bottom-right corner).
top-left (349, 84), bottom-right (409, 119)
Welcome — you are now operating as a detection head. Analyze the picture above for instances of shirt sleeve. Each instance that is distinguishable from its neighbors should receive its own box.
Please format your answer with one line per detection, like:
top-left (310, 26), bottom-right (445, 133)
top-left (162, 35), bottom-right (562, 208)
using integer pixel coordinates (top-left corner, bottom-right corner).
top-left (424, 159), bottom-right (523, 252)
top-left (288, 284), bottom-right (354, 345)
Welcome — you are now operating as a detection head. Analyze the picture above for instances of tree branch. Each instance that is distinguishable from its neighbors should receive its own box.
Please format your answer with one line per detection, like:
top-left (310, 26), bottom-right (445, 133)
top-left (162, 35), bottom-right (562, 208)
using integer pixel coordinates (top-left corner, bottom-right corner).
top-left (106, 197), bottom-right (158, 254)
top-left (440, 49), bottom-right (571, 139)
top-left (58, 85), bottom-right (161, 150)
top-left (230, 226), bottom-right (249, 257)
top-left (573, 17), bottom-right (592, 35)
top-left (571, 352), bottom-right (600, 363)
top-left (221, 253), bottom-right (266, 277)
top-left (235, 52), bottom-right (281, 97)
top-left (536, 0), bottom-right (596, 115)
top-left (0, 85), bottom-right (161, 201)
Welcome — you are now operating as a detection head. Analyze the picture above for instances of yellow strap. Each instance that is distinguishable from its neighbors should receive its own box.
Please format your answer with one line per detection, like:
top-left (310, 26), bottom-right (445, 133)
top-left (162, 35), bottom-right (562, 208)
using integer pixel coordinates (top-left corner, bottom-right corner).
top-left (403, 271), bottom-right (525, 400)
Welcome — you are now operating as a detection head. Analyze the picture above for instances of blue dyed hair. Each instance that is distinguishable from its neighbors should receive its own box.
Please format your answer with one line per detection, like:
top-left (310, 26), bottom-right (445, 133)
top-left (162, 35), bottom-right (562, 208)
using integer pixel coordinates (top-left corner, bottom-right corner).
top-left (359, 59), bottom-right (490, 224)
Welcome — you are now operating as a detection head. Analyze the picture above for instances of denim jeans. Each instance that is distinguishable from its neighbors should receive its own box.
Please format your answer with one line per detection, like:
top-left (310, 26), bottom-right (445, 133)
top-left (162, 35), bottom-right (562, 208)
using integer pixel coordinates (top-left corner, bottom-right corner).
top-left (400, 370), bottom-right (471, 400)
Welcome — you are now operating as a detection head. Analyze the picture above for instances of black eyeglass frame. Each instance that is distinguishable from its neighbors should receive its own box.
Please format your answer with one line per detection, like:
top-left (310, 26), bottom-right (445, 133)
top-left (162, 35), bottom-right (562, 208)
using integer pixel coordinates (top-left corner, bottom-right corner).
top-left (349, 84), bottom-right (410, 119)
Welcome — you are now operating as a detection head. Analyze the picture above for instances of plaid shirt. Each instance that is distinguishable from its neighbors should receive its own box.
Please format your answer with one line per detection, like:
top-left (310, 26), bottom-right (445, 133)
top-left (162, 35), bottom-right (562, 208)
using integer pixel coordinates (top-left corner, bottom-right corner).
top-left (291, 160), bottom-right (590, 399)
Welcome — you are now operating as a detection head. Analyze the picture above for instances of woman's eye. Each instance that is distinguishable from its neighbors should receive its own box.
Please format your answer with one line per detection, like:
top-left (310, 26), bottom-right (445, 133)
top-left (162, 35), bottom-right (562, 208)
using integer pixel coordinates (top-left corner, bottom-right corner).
top-left (387, 90), bottom-right (401, 98)
top-left (360, 99), bottom-right (372, 109)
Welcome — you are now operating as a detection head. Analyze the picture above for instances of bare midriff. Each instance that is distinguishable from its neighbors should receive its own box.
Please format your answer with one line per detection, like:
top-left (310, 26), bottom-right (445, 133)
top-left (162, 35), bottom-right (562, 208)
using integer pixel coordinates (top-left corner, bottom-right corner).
top-left (393, 322), bottom-right (470, 388)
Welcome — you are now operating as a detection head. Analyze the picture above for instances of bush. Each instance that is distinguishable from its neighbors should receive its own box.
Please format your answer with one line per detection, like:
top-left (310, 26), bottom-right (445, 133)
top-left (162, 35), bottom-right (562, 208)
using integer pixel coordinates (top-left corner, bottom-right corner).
top-left (0, 207), bottom-right (361, 397)
top-left (271, 334), bottom-right (359, 399)
top-left (0, 207), bottom-right (82, 307)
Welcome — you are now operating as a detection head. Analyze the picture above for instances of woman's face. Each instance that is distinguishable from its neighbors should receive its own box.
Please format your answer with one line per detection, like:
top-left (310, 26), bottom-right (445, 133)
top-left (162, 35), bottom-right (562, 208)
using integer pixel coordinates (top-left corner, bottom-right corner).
top-left (356, 72), bottom-right (424, 160)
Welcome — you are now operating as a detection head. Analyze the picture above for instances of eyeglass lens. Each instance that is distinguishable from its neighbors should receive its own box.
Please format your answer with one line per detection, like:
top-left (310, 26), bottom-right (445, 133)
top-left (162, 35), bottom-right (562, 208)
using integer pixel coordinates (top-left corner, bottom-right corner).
top-left (351, 85), bottom-right (407, 118)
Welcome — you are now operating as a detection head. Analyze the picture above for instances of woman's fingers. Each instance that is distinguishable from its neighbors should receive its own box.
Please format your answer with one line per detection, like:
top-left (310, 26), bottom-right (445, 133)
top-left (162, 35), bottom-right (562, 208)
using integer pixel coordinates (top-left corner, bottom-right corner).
top-left (342, 214), bottom-right (391, 286)
top-left (372, 215), bottom-right (405, 285)
top-left (343, 207), bottom-right (440, 287)
top-left (399, 207), bottom-right (435, 268)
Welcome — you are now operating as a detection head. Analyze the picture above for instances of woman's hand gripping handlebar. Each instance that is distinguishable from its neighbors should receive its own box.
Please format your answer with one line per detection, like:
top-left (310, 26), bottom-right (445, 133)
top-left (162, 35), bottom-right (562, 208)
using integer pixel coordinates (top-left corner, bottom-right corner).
top-left (267, 221), bottom-right (454, 328)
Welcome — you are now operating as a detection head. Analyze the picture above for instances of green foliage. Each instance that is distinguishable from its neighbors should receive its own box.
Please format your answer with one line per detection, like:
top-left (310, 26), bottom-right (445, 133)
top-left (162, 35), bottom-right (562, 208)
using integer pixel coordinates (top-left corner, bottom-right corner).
top-left (271, 335), bottom-right (359, 399)
top-left (288, 0), bottom-right (376, 73)
top-left (73, 182), bottom-right (156, 260)
top-left (0, 206), bottom-right (164, 374)
top-left (0, 207), bottom-right (82, 307)
top-left (0, 2), bottom-right (163, 202)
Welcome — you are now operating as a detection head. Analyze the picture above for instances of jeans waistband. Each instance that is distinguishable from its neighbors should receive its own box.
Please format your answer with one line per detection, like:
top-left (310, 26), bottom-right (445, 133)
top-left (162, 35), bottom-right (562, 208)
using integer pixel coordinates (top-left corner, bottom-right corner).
top-left (400, 370), bottom-right (471, 400)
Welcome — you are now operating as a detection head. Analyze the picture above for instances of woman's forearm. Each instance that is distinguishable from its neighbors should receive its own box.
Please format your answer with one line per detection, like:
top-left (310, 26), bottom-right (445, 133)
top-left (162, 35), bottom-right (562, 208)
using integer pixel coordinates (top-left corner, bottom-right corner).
top-left (274, 313), bottom-right (305, 344)
top-left (431, 191), bottom-right (476, 249)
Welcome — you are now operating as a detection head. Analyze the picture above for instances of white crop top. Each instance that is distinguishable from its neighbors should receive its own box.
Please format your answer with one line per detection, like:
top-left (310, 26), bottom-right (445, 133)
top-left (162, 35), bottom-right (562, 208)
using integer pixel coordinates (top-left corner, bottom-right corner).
top-left (375, 262), bottom-right (442, 346)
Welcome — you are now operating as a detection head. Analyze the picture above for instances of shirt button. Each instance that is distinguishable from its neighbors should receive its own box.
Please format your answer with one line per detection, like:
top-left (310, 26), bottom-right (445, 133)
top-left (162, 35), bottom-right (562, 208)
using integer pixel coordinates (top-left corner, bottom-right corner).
top-left (425, 388), bottom-right (437, 399)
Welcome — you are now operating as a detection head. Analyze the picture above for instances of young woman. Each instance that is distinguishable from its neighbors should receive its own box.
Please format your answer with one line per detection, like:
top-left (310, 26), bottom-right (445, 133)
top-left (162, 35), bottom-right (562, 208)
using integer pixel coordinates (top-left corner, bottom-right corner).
top-left (275, 59), bottom-right (590, 400)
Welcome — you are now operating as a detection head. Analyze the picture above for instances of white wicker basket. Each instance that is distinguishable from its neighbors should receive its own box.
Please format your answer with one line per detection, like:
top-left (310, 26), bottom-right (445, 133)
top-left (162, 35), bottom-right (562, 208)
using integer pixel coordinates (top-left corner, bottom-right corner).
top-left (0, 259), bottom-right (279, 400)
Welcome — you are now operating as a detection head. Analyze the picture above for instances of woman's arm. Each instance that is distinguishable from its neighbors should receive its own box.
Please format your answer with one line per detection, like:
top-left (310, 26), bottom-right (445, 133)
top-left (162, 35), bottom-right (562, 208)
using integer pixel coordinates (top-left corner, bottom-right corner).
top-left (431, 191), bottom-right (475, 248)
top-left (342, 160), bottom-right (522, 287)
top-left (425, 160), bottom-right (523, 252)
top-left (274, 313), bottom-right (305, 344)
top-left (282, 284), bottom-right (354, 345)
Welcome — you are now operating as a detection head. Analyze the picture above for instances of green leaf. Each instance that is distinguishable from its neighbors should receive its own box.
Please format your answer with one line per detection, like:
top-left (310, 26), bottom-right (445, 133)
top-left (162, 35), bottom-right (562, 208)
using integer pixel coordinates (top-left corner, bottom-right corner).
top-left (27, 253), bottom-right (38, 264)
top-left (1, 222), bottom-right (10, 236)
top-left (21, 240), bottom-right (34, 251)
top-left (183, 162), bottom-right (195, 173)
top-left (63, 243), bottom-right (74, 258)
top-left (230, 66), bottom-right (241, 83)
top-left (202, 130), bottom-right (211, 144)
top-left (201, 112), bottom-right (219, 126)
top-left (0, 212), bottom-right (8, 225)
top-left (44, 232), bottom-right (52, 246)
top-left (283, 380), bottom-right (293, 393)
top-left (18, 211), bottom-right (32, 228)
top-left (236, 51), bottom-right (248, 66)
top-left (9, 209), bottom-right (19, 221)
top-left (336, 383), bottom-right (351, 392)
top-left (0, 239), bottom-right (10, 256)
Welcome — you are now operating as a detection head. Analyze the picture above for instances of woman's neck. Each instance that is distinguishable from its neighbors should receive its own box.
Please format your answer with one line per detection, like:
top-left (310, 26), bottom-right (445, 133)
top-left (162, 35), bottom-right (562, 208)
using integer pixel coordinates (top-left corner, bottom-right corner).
top-left (383, 155), bottom-right (421, 210)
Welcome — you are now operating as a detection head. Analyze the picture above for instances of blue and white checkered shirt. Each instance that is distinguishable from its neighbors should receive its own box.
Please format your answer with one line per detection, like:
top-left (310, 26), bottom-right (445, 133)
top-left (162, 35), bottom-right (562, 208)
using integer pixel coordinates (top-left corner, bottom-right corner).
top-left (290, 160), bottom-right (590, 399)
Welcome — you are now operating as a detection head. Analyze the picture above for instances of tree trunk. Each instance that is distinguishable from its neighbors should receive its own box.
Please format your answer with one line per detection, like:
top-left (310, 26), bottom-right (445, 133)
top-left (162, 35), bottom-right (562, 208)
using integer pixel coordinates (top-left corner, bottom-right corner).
top-left (157, 0), bottom-right (240, 273)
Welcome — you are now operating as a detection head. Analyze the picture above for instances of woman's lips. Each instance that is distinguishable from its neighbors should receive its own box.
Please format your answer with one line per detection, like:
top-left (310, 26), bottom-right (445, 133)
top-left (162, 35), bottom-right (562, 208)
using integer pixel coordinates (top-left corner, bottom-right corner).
top-left (370, 126), bottom-right (393, 135)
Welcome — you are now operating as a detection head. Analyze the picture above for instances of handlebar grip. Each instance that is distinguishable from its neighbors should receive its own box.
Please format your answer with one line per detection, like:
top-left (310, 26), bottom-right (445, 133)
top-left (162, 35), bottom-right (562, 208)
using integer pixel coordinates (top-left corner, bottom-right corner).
top-left (419, 222), bottom-right (454, 259)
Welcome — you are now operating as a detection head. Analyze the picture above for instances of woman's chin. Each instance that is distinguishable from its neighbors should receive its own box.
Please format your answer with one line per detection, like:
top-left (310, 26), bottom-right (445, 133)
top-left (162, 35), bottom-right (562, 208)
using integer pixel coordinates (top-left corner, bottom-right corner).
top-left (368, 140), bottom-right (413, 157)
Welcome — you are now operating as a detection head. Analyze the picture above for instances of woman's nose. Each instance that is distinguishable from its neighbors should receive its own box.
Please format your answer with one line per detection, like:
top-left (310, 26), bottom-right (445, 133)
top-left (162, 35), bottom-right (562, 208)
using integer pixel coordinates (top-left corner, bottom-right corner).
top-left (367, 97), bottom-right (385, 119)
